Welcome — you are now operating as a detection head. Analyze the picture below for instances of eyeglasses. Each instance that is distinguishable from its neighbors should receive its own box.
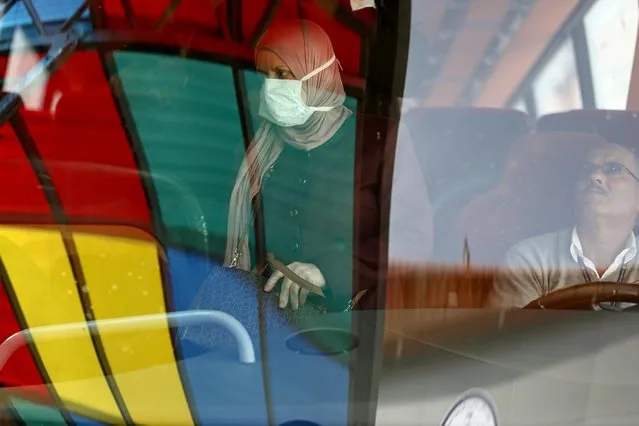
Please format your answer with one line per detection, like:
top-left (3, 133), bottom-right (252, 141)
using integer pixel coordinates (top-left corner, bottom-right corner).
top-left (581, 161), bottom-right (639, 183)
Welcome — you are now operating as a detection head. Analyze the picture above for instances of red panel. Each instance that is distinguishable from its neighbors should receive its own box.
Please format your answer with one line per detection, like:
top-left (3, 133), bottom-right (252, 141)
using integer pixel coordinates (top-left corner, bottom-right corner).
top-left (300, 0), bottom-right (370, 76)
top-left (0, 124), bottom-right (52, 222)
top-left (103, 0), bottom-right (224, 32)
top-left (0, 281), bottom-right (48, 396)
top-left (0, 52), bottom-right (153, 231)
top-left (242, 0), bottom-right (374, 75)
top-left (102, 0), bottom-right (374, 77)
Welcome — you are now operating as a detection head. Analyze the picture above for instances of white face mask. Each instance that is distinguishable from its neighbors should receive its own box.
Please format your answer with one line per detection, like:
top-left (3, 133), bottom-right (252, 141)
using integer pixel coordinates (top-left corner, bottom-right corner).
top-left (258, 55), bottom-right (336, 127)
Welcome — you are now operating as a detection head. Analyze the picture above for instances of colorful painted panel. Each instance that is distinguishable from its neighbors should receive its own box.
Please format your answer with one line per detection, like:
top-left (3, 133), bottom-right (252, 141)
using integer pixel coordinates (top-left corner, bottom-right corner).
top-left (0, 0), bottom-right (88, 28)
top-left (0, 123), bottom-right (54, 396)
top-left (0, 225), bottom-right (197, 424)
top-left (72, 226), bottom-right (193, 425)
top-left (7, 397), bottom-right (106, 425)
top-left (9, 398), bottom-right (68, 424)
top-left (100, 0), bottom-right (373, 77)
top-left (114, 51), bottom-right (246, 257)
top-left (0, 281), bottom-right (44, 393)
top-left (0, 225), bottom-right (123, 420)
top-left (167, 248), bottom-right (269, 424)
top-left (20, 52), bottom-right (153, 230)
top-left (0, 113), bottom-right (52, 221)
top-left (0, 52), bottom-right (152, 230)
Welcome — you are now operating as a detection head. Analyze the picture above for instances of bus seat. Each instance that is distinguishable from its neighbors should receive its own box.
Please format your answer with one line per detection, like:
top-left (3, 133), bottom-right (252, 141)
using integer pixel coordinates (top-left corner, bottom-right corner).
top-left (454, 131), bottom-right (606, 267)
top-left (537, 109), bottom-right (639, 145)
top-left (538, 109), bottom-right (639, 234)
top-left (402, 107), bottom-right (530, 263)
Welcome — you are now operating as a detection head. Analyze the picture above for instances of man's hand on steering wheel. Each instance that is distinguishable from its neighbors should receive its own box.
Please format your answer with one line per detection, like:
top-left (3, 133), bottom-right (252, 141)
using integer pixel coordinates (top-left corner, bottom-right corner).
top-left (525, 281), bottom-right (639, 310)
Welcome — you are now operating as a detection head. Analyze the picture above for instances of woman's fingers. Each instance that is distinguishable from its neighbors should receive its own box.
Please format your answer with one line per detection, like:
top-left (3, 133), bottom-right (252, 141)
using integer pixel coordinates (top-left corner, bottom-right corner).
top-left (299, 288), bottom-right (309, 306)
top-left (280, 278), bottom-right (293, 308)
top-left (268, 262), bottom-right (324, 309)
top-left (289, 283), bottom-right (300, 310)
top-left (265, 269), bottom-right (283, 292)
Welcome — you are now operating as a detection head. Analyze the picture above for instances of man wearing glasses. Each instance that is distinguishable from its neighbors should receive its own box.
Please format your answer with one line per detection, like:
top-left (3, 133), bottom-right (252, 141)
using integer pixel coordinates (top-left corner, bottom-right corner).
top-left (487, 136), bottom-right (639, 309)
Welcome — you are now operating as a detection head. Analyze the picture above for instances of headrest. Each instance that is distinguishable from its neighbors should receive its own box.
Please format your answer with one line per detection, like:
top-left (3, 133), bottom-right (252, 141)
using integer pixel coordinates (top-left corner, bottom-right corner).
top-left (537, 109), bottom-right (639, 155)
top-left (405, 107), bottom-right (530, 143)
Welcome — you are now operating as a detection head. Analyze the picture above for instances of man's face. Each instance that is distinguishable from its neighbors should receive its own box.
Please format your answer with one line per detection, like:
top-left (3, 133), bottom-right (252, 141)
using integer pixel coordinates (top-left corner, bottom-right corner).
top-left (575, 142), bottom-right (639, 220)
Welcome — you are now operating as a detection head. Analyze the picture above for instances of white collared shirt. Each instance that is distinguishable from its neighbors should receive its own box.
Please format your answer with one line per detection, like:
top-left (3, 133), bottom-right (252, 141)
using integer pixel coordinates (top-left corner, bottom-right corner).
top-left (569, 227), bottom-right (637, 280)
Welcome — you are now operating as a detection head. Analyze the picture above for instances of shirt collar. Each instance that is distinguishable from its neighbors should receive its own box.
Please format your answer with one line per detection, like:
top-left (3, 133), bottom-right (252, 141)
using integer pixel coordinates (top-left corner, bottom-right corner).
top-left (570, 226), bottom-right (637, 266)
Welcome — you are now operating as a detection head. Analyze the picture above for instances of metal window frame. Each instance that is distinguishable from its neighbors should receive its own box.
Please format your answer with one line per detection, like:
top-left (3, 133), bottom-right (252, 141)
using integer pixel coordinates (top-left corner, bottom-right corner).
top-left (505, 0), bottom-right (599, 111)
top-left (456, 0), bottom-right (536, 106)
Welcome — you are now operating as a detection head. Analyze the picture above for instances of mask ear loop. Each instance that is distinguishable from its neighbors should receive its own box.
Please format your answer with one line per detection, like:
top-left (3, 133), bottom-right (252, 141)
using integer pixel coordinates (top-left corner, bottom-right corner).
top-left (299, 55), bottom-right (339, 112)
top-left (300, 55), bottom-right (337, 81)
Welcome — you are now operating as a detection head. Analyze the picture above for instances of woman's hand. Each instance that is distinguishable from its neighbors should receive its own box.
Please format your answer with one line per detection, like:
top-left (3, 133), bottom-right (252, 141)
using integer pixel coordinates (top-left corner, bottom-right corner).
top-left (265, 262), bottom-right (326, 310)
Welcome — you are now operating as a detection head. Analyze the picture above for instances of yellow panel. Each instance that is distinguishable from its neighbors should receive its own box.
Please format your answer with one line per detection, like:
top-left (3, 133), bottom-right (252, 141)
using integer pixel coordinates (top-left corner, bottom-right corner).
top-left (72, 227), bottom-right (193, 425)
top-left (0, 225), bottom-right (122, 420)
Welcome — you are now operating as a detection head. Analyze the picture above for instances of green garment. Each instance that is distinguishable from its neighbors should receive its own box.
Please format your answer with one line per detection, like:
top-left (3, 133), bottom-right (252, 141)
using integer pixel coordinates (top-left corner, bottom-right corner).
top-left (253, 115), bottom-right (357, 305)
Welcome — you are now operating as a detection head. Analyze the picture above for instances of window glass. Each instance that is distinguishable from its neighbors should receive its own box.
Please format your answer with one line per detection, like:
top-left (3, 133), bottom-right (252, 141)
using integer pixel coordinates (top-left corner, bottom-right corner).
top-left (533, 38), bottom-right (582, 116)
top-left (585, 0), bottom-right (639, 109)
top-left (0, 22), bottom-right (365, 426)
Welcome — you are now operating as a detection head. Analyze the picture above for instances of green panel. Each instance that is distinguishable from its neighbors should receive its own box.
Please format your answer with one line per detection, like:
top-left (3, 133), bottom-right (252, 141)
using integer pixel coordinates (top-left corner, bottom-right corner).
top-left (10, 397), bottom-right (67, 424)
top-left (114, 52), bottom-right (360, 259)
top-left (114, 52), bottom-right (246, 258)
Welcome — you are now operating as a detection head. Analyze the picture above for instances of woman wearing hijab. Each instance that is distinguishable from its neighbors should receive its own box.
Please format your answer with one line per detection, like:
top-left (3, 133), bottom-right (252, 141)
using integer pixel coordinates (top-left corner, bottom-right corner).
top-left (225, 16), bottom-right (435, 312)
top-left (225, 19), bottom-right (361, 311)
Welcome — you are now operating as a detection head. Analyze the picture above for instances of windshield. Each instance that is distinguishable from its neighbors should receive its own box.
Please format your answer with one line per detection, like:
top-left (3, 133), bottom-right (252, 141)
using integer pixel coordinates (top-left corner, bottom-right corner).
top-left (383, 0), bottom-right (639, 425)
top-left (1, 1), bottom-right (639, 425)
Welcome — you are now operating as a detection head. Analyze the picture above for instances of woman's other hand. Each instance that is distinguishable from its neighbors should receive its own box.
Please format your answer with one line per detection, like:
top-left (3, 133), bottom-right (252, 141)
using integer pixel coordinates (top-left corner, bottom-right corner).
top-left (265, 262), bottom-right (326, 309)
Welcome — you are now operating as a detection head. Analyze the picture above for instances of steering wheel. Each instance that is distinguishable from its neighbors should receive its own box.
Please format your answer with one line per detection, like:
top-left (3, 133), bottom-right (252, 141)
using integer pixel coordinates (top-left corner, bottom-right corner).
top-left (524, 281), bottom-right (639, 310)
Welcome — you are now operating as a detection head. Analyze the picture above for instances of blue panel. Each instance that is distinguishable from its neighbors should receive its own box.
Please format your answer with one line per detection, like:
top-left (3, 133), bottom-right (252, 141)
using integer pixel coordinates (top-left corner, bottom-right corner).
top-left (265, 315), bottom-right (351, 425)
top-left (168, 249), bottom-right (351, 425)
top-left (167, 247), bottom-right (222, 312)
top-left (0, 0), bottom-right (89, 28)
top-left (0, 0), bottom-right (91, 43)
top-left (167, 249), bottom-right (268, 425)
top-left (71, 413), bottom-right (106, 425)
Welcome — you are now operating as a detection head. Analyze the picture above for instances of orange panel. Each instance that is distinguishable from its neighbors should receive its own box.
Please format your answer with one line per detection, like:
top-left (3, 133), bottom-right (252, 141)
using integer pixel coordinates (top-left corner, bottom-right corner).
top-left (468, 0), bottom-right (510, 23)
top-left (475, 0), bottom-right (579, 107)
top-left (440, 26), bottom-right (498, 80)
top-left (426, 82), bottom-right (464, 107)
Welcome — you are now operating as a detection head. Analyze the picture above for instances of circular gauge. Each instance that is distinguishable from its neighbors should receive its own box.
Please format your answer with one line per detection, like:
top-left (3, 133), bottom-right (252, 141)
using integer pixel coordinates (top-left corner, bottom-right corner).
top-left (441, 389), bottom-right (499, 426)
